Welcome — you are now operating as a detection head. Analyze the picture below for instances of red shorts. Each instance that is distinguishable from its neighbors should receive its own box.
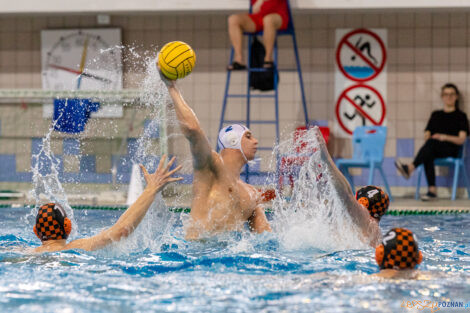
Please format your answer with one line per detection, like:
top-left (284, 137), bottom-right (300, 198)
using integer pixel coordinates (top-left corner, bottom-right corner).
top-left (248, 0), bottom-right (289, 32)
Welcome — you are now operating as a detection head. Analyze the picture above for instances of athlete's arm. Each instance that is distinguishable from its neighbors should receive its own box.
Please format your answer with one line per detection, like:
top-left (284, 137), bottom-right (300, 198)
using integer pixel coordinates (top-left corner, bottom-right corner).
top-left (163, 78), bottom-right (214, 170)
top-left (65, 156), bottom-right (182, 251)
top-left (314, 127), bottom-right (381, 247)
top-left (248, 206), bottom-right (272, 233)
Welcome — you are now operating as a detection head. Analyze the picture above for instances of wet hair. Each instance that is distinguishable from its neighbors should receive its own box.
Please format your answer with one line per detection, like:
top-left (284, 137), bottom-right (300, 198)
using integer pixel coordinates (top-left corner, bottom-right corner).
top-left (441, 83), bottom-right (461, 111)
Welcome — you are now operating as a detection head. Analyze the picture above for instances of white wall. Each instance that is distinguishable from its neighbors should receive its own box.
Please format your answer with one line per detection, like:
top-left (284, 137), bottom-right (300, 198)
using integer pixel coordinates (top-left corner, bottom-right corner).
top-left (1, 0), bottom-right (470, 14)
top-left (297, 0), bottom-right (470, 10)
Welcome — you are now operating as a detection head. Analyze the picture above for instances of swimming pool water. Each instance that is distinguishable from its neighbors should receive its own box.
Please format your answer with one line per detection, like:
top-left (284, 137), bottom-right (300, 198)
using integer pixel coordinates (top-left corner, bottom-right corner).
top-left (0, 207), bottom-right (469, 313)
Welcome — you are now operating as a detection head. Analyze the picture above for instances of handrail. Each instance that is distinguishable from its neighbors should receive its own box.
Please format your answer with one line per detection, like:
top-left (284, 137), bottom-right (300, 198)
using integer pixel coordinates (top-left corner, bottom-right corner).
top-left (0, 89), bottom-right (142, 104)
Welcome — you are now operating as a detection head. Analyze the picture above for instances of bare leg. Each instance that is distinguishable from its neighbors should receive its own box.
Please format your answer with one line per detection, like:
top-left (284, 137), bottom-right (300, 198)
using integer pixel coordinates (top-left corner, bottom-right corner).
top-left (312, 127), bottom-right (381, 247)
top-left (227, 13), bottom-right (256, 65)
top-left (262, 13), bottom-right (282, 63)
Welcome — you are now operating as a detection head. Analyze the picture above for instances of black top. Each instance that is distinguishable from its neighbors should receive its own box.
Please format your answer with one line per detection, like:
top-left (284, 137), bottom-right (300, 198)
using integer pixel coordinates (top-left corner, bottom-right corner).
top-left (425, 110), bottom-right (469, 137)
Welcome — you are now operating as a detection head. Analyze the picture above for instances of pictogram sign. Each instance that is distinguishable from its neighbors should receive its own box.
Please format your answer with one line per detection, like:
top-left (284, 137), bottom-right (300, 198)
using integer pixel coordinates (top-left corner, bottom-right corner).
top-left (336, 28), bottom-right (387, 82)
top-left (335, 84), bottom-right (386, 135)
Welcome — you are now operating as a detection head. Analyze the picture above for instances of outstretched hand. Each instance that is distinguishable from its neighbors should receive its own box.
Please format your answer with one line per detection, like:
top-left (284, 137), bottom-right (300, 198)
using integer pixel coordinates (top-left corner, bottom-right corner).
top-left (140, 155), bottom-right (183, 193)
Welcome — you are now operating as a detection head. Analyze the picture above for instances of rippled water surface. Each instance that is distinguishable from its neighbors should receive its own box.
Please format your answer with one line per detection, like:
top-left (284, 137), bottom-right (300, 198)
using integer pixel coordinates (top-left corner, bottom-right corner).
top-left (0, 207), bottom-right (469, 313)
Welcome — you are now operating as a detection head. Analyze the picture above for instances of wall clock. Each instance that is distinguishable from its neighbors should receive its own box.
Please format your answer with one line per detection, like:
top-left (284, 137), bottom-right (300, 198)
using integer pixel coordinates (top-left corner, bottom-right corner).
top-left (41, 28), bottom-right (123, 118)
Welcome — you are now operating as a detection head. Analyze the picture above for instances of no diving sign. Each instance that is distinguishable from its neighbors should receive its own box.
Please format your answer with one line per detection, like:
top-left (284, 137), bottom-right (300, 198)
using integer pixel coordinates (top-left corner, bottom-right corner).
top-left (336, 28), bottom-right (386, 82)
top-left (335, 84), bottom-right (386, 135)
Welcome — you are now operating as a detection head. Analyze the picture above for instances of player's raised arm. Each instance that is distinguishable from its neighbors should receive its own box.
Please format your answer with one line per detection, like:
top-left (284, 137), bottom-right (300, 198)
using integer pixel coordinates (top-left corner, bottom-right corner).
top-left (157, 42), bottom-right (213, 170)
top-left (164, 81), bottom-right (214, 170)
top-left (314, 128), bottom-right (381, 247)
top-left (65, 156), bottom-right (182, 251)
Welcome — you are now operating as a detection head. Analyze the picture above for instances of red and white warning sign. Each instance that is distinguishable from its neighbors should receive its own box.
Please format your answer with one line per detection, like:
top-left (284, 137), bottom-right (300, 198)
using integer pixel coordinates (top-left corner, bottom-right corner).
top-left (335, 84), bottom-right (386, 135)
top-left (334, 28), bottom-right (387, 137)
top-left (336, 28), bottom-right (386, 82)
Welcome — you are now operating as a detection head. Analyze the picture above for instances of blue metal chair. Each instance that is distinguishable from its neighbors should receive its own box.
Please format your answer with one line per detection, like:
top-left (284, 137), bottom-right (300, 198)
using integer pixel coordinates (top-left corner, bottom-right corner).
top-left (415, 141), bottom-right (470, 200)
top-left (336, 126), bottom-right (393, 200)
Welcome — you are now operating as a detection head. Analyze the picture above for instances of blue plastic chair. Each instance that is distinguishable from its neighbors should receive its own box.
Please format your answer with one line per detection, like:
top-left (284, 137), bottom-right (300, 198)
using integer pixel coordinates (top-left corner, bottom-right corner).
top-left (336, 126), bottom-right (393, 200)
top-left (415, 140), bottom-right (470, 200)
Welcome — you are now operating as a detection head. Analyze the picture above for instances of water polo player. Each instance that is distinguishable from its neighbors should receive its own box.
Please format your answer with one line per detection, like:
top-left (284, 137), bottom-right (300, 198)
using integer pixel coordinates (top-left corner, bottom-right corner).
top-left (32, 156), bottom-right (182, 253)
top-left (310, 129), bottom-right (382, 247)
top-left (356, 185), bottom-right (390, 222)
top-left (160, 74), bottom-right (272, 240)
top-left (374, 228), bottom-right (423, 278)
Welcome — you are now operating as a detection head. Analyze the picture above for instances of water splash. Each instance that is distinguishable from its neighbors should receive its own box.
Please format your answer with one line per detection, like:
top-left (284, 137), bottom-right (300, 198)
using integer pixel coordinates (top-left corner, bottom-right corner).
top-left (27, 46), bottom-right (176, 245)
top-left (27, 117), bottom-right (76, 237)
top-left (270, 127), bottom-right (368, 251)
top-left (28, 44), bottom-right (368, 254)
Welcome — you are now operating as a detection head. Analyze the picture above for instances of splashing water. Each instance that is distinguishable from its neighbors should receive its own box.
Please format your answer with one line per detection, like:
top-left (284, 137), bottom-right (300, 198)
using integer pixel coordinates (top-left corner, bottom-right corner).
top-left (28, 44), bottom-right (367, 254)
top-left (27, 118), bottom-right (76, 236)
top-left (114, 54), bottom-right (181, 253)
top-left (27, 46), bottom-right (177, 248)
top-left (270, 127), bottom-right (368, 252)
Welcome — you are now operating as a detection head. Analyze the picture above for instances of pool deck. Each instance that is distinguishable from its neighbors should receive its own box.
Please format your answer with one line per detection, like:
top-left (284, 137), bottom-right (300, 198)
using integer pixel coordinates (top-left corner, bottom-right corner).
top-left (388, 198), bottom-right (470, 213)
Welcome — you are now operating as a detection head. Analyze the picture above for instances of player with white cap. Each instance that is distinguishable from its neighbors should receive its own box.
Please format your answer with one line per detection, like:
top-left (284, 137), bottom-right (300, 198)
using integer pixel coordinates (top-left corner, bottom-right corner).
top-left (162, 77), bottom-right (272, 240)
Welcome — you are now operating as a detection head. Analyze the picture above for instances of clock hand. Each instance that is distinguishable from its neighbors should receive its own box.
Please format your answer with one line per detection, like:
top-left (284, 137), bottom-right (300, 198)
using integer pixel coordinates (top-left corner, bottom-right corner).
top-left (77, 37), bottom-right (89, 89)
top-left (80, 71), bottom-right (112, 84)
top-left (48, 64), bottom-right (112, 84)
top-left (79, 37), bottom-right (89, 73)
top-left (48, 64), bottom-right (82, 75)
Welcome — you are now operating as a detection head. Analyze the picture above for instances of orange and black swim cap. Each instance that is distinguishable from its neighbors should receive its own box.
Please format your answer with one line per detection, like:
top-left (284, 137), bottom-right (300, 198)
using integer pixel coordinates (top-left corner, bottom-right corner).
top-left (33, 203), bottom-right (72, 241)
top-left (355, 185), bottom-right (389, 221)
top-left (375, 228), bottom-right (422, 270)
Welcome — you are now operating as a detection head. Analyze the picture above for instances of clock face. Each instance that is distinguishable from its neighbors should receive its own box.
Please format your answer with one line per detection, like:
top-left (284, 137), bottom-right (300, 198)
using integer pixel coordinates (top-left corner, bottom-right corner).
top-left (41, 29), bottom-right (122, 91)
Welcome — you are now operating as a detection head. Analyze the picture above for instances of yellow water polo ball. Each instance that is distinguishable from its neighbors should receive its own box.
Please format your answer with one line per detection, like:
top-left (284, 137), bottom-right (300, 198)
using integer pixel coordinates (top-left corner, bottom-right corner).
top-left (158, 41), bottom-right (196, 80)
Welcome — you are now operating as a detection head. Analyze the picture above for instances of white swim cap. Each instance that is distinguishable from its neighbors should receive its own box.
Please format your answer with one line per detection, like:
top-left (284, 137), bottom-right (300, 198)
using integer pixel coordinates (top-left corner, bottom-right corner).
top-left (218, 124), bottom-right (249, 161)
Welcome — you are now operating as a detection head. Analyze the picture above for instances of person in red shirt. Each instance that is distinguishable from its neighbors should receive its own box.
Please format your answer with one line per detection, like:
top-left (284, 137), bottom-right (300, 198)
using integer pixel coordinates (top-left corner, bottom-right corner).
top-left (227, 0), bottom-right (290, 70)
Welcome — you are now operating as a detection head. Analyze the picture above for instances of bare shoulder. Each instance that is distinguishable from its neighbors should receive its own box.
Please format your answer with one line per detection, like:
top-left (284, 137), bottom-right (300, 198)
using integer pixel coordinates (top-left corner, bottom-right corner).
top-left (63, 238), bottom-right (93, 251)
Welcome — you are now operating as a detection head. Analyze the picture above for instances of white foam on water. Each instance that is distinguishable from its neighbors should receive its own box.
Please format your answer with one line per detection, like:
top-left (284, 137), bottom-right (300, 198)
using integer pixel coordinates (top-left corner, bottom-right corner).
top-left (270, 127), bottom-right (369, 252)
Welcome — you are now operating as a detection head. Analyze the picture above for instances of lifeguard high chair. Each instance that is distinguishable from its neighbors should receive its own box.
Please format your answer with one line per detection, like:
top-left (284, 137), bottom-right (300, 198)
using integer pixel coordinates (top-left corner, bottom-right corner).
top-left (218, 0), bottom-right (309, 182)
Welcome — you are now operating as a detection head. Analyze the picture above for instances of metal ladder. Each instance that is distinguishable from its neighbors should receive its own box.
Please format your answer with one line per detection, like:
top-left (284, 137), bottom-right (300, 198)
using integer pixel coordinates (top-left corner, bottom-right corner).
top-left (218, 0), bottom-right (309, 182)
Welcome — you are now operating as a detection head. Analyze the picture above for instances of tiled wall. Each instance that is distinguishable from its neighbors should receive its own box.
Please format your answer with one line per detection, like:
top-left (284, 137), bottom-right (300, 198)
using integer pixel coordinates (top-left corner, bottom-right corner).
top-left (1, 12), bottom-right (470, 193)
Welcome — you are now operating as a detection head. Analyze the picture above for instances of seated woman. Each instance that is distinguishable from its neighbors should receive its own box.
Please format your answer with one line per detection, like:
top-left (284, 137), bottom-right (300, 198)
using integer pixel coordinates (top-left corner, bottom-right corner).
top-left (227, 0), bottom-right (289, 70)
top-left (395, 83), bottom-right (469, 201)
